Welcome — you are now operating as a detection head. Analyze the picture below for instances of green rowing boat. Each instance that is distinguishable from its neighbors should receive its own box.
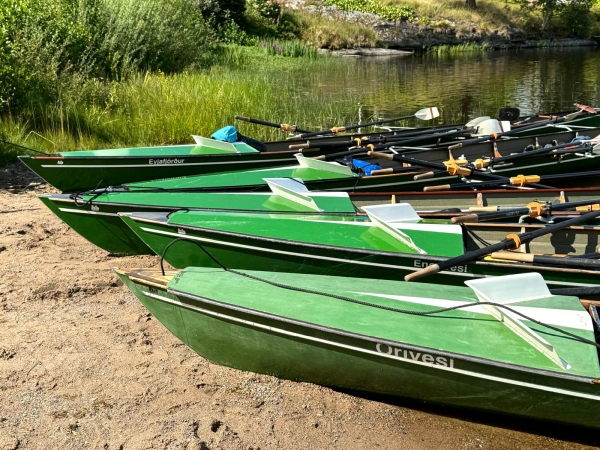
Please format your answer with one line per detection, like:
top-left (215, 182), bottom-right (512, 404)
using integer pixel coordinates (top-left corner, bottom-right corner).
top-left (38, 179), bottom-right (358, 255)
top-left (39, 180), bottom-right (600, 256)
top-left (119, 204), bottom-right (600, 291)
top-left (111, 128), bottom-right (600, 194)
top-left (18, 112), bottom-right (450, 192)
top-left (116, 267), bottom-right (600, 429)
top-left (20, 114), bottom-right (600, 193)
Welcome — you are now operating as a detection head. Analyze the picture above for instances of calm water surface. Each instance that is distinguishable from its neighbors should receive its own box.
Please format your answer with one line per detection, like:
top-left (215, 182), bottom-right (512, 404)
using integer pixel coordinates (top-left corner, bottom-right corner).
top-left (289, 47), bottom-right (600, 125)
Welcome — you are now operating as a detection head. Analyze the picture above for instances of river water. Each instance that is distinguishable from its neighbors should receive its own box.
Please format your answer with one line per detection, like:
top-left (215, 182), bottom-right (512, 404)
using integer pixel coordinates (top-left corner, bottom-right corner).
top-left (294, 47), bottom-right (600, 125)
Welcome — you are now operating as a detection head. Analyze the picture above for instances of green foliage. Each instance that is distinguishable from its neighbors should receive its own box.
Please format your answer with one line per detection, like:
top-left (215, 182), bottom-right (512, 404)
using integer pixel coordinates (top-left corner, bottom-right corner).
top-left (323, 0), bottom-right (414, 21)
top-left (289, 10), bottom-right (378, 49)
top-left (260, 39), bottom-right (319, 58)
top-left (556, 0), bottom-right (594, 37)
top-left (0, 0), bottom-right (213, 113)
top-left (504, 0), bottom-right (594, 36)
top-left (198, 0), bottom-right (247, 28)
top-left (92, 0), bottom-right (213, 77)
top-left (426, 43), bottom-right (490, 55)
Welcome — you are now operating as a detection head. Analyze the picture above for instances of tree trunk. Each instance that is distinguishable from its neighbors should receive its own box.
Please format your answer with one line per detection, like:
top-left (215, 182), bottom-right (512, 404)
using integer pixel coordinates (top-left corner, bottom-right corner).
top-left (465, 0), bottom-right (476, 9)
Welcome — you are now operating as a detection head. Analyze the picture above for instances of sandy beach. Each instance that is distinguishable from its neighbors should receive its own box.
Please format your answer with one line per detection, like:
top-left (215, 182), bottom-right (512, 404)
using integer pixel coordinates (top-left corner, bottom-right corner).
top-left (1, 162), bottom-right (599, 450)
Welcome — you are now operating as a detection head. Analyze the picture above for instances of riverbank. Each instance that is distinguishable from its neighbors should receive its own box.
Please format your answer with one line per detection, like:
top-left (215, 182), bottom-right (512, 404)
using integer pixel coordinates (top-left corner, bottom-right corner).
top-left (1, 163), bottom-right (599, 449)
top-left (287, 0), bottom-right (600, 51)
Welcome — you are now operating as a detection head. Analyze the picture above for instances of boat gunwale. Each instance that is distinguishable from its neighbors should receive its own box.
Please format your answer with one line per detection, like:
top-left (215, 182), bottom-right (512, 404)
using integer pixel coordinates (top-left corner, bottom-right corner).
top-left (131, 215), bottom-right (600, 277)
top-left (43, 195), bottom-right (361, 216)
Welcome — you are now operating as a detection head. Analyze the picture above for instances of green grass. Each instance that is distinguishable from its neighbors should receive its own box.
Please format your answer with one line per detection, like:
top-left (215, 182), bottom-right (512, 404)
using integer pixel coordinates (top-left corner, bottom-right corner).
top-left (426, 43), bottom-right (491, 55)
top-left (291, 11), bottom-right (378, 49)
top-left (0, 48), bottom-right (361, 164)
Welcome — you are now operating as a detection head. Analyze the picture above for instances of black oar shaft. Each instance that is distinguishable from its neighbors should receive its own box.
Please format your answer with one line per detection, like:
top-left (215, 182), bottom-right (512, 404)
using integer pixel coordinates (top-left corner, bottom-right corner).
top-left (490, 251), bottom-right (600, 269)
top-left (455, 196), bottom-right (600, 223)
top-left (234, 115), bottom-right (311, 134)
top-left (448, 117), bottom-right (562, 151)
top-left (297, 114), bottom-right (417, 139)
top-left (405, 208), bottom-right (600, 281)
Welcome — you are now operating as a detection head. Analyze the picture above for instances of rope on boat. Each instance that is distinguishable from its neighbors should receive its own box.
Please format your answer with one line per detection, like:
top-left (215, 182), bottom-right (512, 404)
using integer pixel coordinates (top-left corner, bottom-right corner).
top-left (0, 138), bottom-right (51, 156)
top-left (461, 224), bottom-right (492, 247)
top-left (158, 238), bottom-right (600, 351)
top-left (70, 179), bottom-right (111, 207)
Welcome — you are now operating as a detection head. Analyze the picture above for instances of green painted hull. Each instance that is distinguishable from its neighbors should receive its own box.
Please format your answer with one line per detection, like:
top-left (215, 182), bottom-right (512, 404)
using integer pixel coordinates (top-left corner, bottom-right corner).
top-left (17, 126), bottom-right (457, 192)
top-left (122, 128), bottom-right (600, 193)
top-left (37, 190), bottom-right (357, 255)
top-left (117, 267), bottom-right (600, 429)
top-left (39, 183), bottom-right (600, 257)
top-left (120, 210), bottom-right (600, 291)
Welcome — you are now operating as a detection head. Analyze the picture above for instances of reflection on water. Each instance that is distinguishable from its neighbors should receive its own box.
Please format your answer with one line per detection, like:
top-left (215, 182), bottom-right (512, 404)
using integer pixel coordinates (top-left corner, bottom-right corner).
top-left (288, 47), bottom-right (600, 125)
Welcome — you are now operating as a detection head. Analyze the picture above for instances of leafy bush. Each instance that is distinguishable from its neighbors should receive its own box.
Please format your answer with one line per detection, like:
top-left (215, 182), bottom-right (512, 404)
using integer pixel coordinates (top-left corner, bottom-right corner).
top-left (323, 0), bottom-right (414, 21)
top-left (198, 0), bottom-right (247, 27)
top-left (0, 0), bottom-right (213, 113)
top-left (290, 11), bottom-right (377, 49)
top-left (556, 0), bottom-right (593, 37)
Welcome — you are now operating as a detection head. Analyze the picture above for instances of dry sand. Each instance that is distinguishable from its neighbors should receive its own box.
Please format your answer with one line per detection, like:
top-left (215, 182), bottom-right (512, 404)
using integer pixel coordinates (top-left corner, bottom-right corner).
top-left (1, 162), bottom-right (599, 450)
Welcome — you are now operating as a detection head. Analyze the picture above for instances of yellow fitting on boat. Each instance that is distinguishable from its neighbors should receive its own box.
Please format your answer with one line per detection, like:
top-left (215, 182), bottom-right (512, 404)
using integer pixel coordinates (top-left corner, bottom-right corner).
top-left (506, 233), bottom-right (522, 250)
top-left (576, 204), bottom-right (600, 212)
top-left (354, 138), bottom-right (362, 147)
top-left (367, 144), bottom-right (375, 155)
top-left (281, 124), bottom-right (296, 132)
top-left (445, 162), bottom-right (471, 176)
top-left (330, 126), bottom-right (346, 134)
top-left (526, 201), bottom-right (546, 218)
top-left (444, 151), bottom-right (471, 176)
top-left (473, 158), bottom-right (490, 169)
top-left (510, 174), bottom-right (541, 187)
top-left (491, 132), bottom-right (499, 139)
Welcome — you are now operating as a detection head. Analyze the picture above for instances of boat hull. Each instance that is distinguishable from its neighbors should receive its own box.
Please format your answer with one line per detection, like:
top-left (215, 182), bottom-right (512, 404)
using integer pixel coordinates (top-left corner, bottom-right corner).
top-left (17, 126), bottom-right (455, 192)
top-left (120, 214), bottom-right (600, 291)
top-left (117, 270), bottom-right (600, 429)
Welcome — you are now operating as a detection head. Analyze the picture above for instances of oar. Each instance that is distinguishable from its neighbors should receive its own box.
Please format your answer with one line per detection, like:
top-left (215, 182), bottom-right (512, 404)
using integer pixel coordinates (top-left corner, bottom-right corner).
top-left (452, 196), bottom-right (600, 224)
top-left (404, 207), bottom-right (600, 282)
top-left (297, 107), bottom-right (440, 139)
top-left (447, 111), bottom-right (581, 152)
top-left (289, 124), bottom-right (464, 152)
top-left (468, 140), bottom-right (595, 170)
top-left (234, 115), bottom-right (312, 134)
top-left (424, 167), bottom-right (600, 193)
top-left (306, 127), bottom-right (474, 161)
top-left (368, 151), bottom-right (551, 188)
top-left (490, 251), bottom-right (600, 269)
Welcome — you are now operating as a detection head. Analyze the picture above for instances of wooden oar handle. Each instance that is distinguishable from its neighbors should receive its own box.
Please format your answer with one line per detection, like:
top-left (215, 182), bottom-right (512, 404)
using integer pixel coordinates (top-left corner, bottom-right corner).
top-left (423, 184), bottom-right (451, 192)
top-left (405, 264), bottom-right (441, 282)
top-left (235, 115), bottom-right (250, 122)
top-left (370, 168), bottom-right (394, 175)
top-left (451, 214), bottom-right (478, 224)
top-left (448, 143), bottom-right (463, 151)
top-left (413, 171), bottom-right (434, 180)
top-left (368, 151), bottom-right (394, 160)
top-left (289, 143), bottom-right (309, 150)
top-left (490, 251), bottom-right (533, 263)
top-left (468, 206), bottom-right (499, 212)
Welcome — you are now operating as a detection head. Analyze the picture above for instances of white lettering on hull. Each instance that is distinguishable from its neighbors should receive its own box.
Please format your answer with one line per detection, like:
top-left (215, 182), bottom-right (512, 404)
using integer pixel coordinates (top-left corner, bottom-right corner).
top-left (149, 158), bottom-right (185, 165)
top-left (376, 342), bottom-right (454, 368)
top-left (414, 259), bottom-right (467, 273)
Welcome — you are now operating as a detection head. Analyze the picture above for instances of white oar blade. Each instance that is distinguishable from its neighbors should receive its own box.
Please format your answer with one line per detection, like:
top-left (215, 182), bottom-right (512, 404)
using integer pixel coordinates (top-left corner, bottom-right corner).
top-left (500, 120), bottom-right (511, 132)
top-left (475, 119), bottom-right (502, 135)
top-left (415, 107), bottom-right (439, 121)
top-left (564, 111), bottom-right (581, 122)
top-left (466, 116), bottom-right (491, 127)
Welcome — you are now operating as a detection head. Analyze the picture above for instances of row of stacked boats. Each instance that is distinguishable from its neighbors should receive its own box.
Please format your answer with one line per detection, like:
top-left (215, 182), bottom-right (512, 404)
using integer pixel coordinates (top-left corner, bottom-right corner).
top-left (19, 105), bottom-right (600, 429)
